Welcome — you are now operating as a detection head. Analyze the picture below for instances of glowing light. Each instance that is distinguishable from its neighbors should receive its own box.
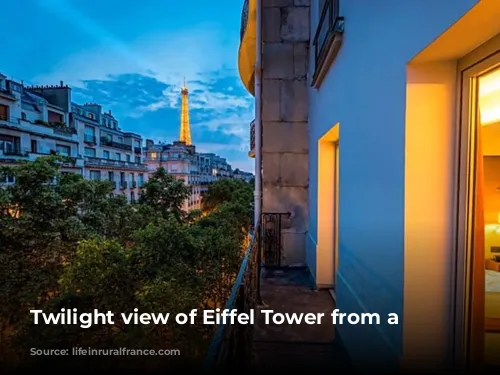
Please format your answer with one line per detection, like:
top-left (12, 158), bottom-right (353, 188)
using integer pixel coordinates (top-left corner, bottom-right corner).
top-left (479, 68), bottom-right (500, 125)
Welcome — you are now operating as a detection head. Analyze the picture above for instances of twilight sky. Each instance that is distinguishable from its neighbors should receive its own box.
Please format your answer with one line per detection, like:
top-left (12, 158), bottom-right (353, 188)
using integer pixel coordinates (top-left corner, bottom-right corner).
top-left (0, 0), bottom-right (255, 172)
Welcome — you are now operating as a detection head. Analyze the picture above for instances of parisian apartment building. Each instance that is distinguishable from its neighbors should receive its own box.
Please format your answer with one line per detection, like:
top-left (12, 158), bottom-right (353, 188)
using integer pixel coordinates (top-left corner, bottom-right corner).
top-left (143, 140), bottom-right (233, 211)
top-left (0, 73), bottom-right (244, 206)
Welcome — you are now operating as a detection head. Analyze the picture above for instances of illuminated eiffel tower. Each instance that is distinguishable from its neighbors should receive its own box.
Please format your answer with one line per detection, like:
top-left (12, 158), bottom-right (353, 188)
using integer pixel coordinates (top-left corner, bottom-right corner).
top-left (179, 78), bottom-right (192, 145)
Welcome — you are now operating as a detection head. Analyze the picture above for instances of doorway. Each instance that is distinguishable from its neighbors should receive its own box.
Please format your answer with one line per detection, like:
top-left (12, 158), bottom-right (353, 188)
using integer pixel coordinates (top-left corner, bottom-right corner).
top-left (316, 123), bottom-right (339, 292)
top-left (333, 141), bottom-right (339, 287)
top-left (457, 51), bottom-right (500, 370)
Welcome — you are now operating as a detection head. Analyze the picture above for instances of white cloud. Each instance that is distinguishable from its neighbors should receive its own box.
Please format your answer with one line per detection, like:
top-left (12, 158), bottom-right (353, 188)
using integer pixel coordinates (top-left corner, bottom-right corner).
top-left (32, 0), bottom-right (254, 168)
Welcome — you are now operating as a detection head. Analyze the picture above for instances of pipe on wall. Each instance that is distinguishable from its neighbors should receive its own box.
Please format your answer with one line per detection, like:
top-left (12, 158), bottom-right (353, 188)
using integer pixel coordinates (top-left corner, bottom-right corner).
top-left (254, 0), bottom-right (262, 228)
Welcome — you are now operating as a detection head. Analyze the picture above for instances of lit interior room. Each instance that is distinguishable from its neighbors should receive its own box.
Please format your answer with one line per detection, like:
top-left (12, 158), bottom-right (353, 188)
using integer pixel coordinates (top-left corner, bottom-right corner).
top-left (478, 67), bottom-right (500, 366)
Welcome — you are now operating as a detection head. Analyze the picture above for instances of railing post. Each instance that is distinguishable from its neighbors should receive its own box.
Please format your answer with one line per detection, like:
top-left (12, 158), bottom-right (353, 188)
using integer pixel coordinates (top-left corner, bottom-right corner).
top-left (256, 222), bottom-right (264, 306)
top-left (235, 285), bottom-right (246, 368)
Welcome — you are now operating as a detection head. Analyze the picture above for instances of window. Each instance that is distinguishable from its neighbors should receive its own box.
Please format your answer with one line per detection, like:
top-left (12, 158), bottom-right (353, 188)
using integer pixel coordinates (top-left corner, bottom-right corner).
top-left (87, 113), bottom-right (95, 120)
top-left (21, 112), bottom-right (27, 121)
top-left (126, 154), bottom-right (131, 162)
top-left (4, 173), bottom-right (15, 184)
top-left (116, 152), bottom-right (121, 161)
top-left (48, 111), bottom-right (63, 124)
top-left (135, 156), bottom-right (141, 163)
top-left (0, 104), bottom-right (8, 121)
top-left (84, 147), bottom-right (96, 157)
top-left (56, 144), bottom-right (70, 156)
top-left (30, 140), bottom-right (37, 153)
top-left (138, 174), bottom-right (144, 186)
top-left (130, 191), bottom-right (135, 204)
top-left (120, 172), bottom-right (125, 182)
top-left (134, 140), bottom-right (141, 148)
top-left (108, 171), bottom-right (114, 181)
top-left (118, 137), bottom-right (123, 143)
top-left (129, 173), bottom-right (135, 183)
top-left (150, 152), bottom-right (158, 160)
top-left (84, 126), bottom-right (95, 143)
top-left (89, 170), bottom-right (101, 181)
top-left (312, 0), bottom-right (343, 87)
top-left (0, 136), bottom-right (19, 153)
top-left (103, 150), bottom-right (110, 159)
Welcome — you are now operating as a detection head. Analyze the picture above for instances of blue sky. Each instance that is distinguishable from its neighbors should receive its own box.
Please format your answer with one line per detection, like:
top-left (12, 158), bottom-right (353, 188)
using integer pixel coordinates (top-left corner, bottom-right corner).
top-left (0, 0), bottom-right (254, 172)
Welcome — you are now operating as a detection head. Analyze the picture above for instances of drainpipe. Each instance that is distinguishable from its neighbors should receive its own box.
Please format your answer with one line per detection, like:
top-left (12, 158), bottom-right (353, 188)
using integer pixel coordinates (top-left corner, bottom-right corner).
top-left (254, 0), bottom-right (265, 307)
top-left (254, 0), bottom-right (262, 229)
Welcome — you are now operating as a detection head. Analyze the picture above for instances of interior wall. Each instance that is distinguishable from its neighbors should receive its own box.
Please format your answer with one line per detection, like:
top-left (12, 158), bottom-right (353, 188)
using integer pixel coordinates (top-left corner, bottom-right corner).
top-left (482, 156), bottom-right (500, 258)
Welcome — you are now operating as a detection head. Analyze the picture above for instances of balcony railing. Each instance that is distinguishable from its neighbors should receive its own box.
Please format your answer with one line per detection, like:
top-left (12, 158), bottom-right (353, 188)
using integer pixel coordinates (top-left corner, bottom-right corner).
top-left (84, 157), bottom-right (148, 171)
top-left (249, 120), bottom-right (255, 157)
top-left (134, 147), bottom-right (142, 154)
top-left (240, 0), bottom-right (249, 41)
top-left (130, 181), bottom-right (137, 188)
top-left (262, 212), bottom-right (290, 267)
top-left (120, 181), bottom-right (128, 189)
top-left (205, 218), bottom-right (262, 372)
top-left (100, 138), bottom-right (132, 151)
top-left (204, 211), bottom-right (290, 370)
top-left (0, 116), bottom-right (77, 137)
top-left (1, 148), bottom-right (29, 157)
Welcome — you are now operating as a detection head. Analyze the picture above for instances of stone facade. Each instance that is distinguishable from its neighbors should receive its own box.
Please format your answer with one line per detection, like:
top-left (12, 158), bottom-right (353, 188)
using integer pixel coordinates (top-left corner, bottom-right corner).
top-left (261, 0), bottom-right (309, 266)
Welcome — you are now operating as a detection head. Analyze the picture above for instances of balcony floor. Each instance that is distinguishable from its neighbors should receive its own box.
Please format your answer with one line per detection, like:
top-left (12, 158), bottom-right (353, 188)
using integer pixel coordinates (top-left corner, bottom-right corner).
top-left (251, 267), bottom-right (353, 372)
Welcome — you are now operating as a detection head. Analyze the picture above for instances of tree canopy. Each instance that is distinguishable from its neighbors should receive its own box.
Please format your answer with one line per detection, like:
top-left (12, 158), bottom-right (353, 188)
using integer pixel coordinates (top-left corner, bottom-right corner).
top-left (0, 156), bottom-right (253, 371)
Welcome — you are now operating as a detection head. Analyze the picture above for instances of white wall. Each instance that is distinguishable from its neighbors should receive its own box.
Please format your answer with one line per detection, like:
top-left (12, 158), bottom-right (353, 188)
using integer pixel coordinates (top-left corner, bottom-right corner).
top-left (307, 0), bottom-right (479, 370)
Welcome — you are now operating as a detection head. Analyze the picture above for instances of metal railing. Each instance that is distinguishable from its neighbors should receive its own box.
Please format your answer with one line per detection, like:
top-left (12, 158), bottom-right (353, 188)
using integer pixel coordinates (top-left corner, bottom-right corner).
top-left (84, 157), bottom-right (148, 171)
top-left (262, 212), bottom-right (290, 267)
top-left (0, 148), bottom-right (29, 157)
top-left (205, 219), bottom-right (262, 372)
top-left (312, 0), bottom-right (343, 69)
top-left (250, 119), bottom-right (255, 154)
top-left (100, 137), bottom-right (133, 151)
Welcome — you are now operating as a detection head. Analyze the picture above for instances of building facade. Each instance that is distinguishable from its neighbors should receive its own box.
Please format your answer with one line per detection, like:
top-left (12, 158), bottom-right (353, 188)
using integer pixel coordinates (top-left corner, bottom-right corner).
top-left (144, 140), bottom-right (202, 211)
top-left (72, 102), bottom-right (147, 203)
top-left (240, 0), bottom-right (500, 371)
top-left (0, 77), bottom-right (83, 181)
top-left (233, 168), bottom-right (254, 183)
top-left (0, 75), bottom-right (147, 202)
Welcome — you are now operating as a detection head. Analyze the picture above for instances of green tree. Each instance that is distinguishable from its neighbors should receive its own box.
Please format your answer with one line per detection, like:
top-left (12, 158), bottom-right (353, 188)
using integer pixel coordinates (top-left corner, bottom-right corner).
top-left (201, 178), bottom-right (253, 213)
top-left (139, 167), bottom-right (190, 221)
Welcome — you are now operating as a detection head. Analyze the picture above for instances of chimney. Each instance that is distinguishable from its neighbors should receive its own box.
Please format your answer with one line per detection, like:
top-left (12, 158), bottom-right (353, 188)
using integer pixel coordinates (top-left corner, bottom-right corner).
top-left (109, 110), bottom-right (112, 115)
top-left (146, 139), bottom-right (154, 148)
top-left (60, 81), bottom-right (64, 87)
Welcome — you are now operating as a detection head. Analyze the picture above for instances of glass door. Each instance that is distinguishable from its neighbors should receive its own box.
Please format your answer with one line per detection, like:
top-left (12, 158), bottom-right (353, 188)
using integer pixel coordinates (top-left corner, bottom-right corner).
top-left (457, 52), bottom-right (500, 370)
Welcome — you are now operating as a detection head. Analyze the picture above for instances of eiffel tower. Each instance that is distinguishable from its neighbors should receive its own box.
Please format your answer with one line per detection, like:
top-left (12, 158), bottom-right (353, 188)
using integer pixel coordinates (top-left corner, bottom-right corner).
top-left (179, 77), bottom-right (192, 145)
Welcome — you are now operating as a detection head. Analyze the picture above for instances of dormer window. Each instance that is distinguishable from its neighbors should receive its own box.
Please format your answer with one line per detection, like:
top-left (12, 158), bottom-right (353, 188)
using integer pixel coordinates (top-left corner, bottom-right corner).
top-left (87, 113), bottom-right (95, 120)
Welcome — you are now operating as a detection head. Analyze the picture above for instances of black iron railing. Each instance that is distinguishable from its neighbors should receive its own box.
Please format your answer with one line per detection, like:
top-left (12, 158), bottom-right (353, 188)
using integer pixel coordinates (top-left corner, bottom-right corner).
top-left (262, 212), bottom-right (290, 267)
top-left (250, 120), bottom-right (255, 153)
top-left (240, 0), bottom-right (249, 42)
top-left (204, 220), bottom-right (261, 372)
top-left (313, 0), bottom-right (343, 69)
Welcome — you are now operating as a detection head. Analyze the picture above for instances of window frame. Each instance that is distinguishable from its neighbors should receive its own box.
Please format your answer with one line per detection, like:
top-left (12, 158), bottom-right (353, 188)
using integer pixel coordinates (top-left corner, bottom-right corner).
top-left (311, 0), bottom-right (344, 88)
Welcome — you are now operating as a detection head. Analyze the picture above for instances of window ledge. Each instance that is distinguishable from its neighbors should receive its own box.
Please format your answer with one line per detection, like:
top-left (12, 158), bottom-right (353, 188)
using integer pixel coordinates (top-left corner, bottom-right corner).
top-left (311, 22), bottom-right (345, 90)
